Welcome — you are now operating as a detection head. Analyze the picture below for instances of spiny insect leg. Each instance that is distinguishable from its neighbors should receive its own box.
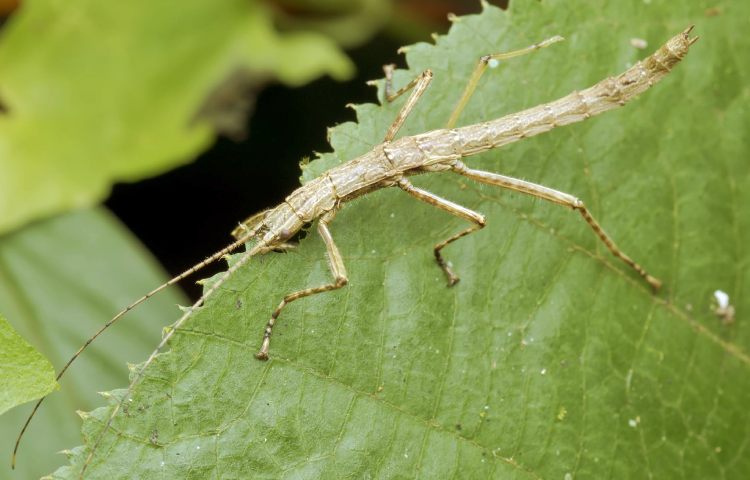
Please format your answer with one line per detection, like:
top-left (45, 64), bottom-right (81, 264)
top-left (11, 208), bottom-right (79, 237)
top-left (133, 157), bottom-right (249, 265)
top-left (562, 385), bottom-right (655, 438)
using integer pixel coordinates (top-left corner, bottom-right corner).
top-left (446, 35), bottom-right (564, 128)
top-left (378, 66), bottom-right (433, 142)
top-left (397, 178), bottom-right (485, 285)
top-left (451, 160), bottom-right (661, 290)
top-left (256, 210), bottom-right (348, 360)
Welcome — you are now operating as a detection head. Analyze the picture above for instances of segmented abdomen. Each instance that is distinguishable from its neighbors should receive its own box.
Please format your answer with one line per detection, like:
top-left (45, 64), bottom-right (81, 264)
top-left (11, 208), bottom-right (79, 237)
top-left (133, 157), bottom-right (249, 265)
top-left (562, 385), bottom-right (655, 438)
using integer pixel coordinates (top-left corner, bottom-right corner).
top-left (452, 27), bottom-right (694, 157)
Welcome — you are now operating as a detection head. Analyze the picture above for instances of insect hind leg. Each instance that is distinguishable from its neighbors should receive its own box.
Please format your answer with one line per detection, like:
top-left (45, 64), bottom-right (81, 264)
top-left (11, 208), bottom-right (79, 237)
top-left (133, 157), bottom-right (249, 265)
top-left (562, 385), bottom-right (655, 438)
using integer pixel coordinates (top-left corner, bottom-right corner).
top-left (451, 161), bottom-right (662, 291)
top-left (445, 35), bottom-right (564, 129)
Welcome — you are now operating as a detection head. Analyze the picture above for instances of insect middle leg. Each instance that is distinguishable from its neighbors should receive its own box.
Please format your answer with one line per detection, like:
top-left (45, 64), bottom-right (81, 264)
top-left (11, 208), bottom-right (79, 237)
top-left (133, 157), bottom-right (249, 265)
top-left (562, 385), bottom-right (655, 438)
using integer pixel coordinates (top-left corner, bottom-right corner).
top-left (397, 178), bottom-right (486, 285)
top-left (376, 35), bottom-right (563, 137)
top-left (255, 210), bottom-right (348, 360)
top-left (451, 160), bottom-right (662, 290)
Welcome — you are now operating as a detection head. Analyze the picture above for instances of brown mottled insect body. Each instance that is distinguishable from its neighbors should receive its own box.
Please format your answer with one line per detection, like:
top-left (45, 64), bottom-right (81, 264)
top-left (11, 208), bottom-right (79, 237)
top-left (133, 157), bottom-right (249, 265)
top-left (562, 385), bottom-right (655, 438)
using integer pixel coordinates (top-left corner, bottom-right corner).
top-left (13, 27), bottom-right (697, 478)
top-left (239, 27), bottom-right (695, 319)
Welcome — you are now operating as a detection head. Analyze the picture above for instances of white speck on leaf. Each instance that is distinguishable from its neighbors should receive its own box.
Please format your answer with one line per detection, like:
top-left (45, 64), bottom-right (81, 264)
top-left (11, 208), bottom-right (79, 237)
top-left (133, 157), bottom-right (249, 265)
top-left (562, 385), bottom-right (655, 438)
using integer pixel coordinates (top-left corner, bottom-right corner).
top-left (712, 289), bottom-right (736, 324)
top-left (630, 38), bottom-right (648, 49)
top-left (715, 290), bottom-right (730, 309)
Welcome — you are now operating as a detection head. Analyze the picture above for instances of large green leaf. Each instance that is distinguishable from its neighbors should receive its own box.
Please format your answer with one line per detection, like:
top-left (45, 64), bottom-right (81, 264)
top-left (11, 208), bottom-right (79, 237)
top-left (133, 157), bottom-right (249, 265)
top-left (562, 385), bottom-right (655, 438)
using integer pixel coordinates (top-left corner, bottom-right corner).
top-left (57, 0), bottom-right (749, 478)
top-left (0, 0), bottom-right (354, 236)
top-left (0, 208), bottom-right (187, 479)
top-left (0, 312), bottom-right (57, 416)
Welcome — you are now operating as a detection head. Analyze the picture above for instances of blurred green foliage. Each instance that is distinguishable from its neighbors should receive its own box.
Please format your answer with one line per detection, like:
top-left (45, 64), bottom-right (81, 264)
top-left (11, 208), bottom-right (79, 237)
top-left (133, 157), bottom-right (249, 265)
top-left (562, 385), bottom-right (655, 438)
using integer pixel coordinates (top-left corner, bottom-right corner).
top-left (0, 0), bottom-right (360, 236)
top-left (0, 209), bottom-right (188, 479)
top-left (0, 312), bottom-right (57, 416)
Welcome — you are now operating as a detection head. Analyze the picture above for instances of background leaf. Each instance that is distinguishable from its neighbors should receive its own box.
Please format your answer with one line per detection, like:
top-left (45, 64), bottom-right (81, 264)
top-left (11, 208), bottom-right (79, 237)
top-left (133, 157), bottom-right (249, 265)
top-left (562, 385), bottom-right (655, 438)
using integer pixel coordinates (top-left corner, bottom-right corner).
top-left (0, 208), bottom-right (187, 479)
top-left (0, 0), bottom-right (354, 236)
top-left (56, 0), bottom-right (749, 478)
top-left (0, 312), bottom-right (57, 415)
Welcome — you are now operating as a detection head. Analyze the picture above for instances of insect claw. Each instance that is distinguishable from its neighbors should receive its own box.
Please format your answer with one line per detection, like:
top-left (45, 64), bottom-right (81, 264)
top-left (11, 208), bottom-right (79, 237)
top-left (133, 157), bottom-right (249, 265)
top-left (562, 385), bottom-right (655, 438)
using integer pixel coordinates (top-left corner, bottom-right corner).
top-left (646, 275), bottom-right (663, 292)
top-left (255, 334), bottom-right (271, 360)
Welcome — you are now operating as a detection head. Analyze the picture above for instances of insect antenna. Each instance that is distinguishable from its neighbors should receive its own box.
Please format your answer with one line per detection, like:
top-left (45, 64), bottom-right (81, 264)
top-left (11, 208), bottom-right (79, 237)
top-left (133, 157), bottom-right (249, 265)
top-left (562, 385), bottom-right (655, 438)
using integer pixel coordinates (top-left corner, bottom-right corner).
top-left (11, 223), bottom-right (265, 469)
top-left (77, 239), bottom-right (267, 478)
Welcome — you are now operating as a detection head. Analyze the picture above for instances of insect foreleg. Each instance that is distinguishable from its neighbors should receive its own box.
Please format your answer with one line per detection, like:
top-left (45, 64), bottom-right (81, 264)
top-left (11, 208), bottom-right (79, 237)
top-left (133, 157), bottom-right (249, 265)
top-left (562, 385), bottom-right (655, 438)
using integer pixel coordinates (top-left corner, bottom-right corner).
top-left (397, 178), bottom-right (486, 286)
top-left (451, 160), bottom-right (662, 290)
top-left (231, 208), bottom-right (272, 240)
top-left (255, 210), bottom-right (348, 360)
top-left (445, 35), bottom-right (564, 129)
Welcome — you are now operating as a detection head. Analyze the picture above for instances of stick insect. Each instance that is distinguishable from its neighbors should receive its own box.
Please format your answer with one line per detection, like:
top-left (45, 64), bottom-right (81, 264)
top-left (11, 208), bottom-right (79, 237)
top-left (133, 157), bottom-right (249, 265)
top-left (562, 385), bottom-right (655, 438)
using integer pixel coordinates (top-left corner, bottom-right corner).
top-left (13, 26), bottom-right (696, 476)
